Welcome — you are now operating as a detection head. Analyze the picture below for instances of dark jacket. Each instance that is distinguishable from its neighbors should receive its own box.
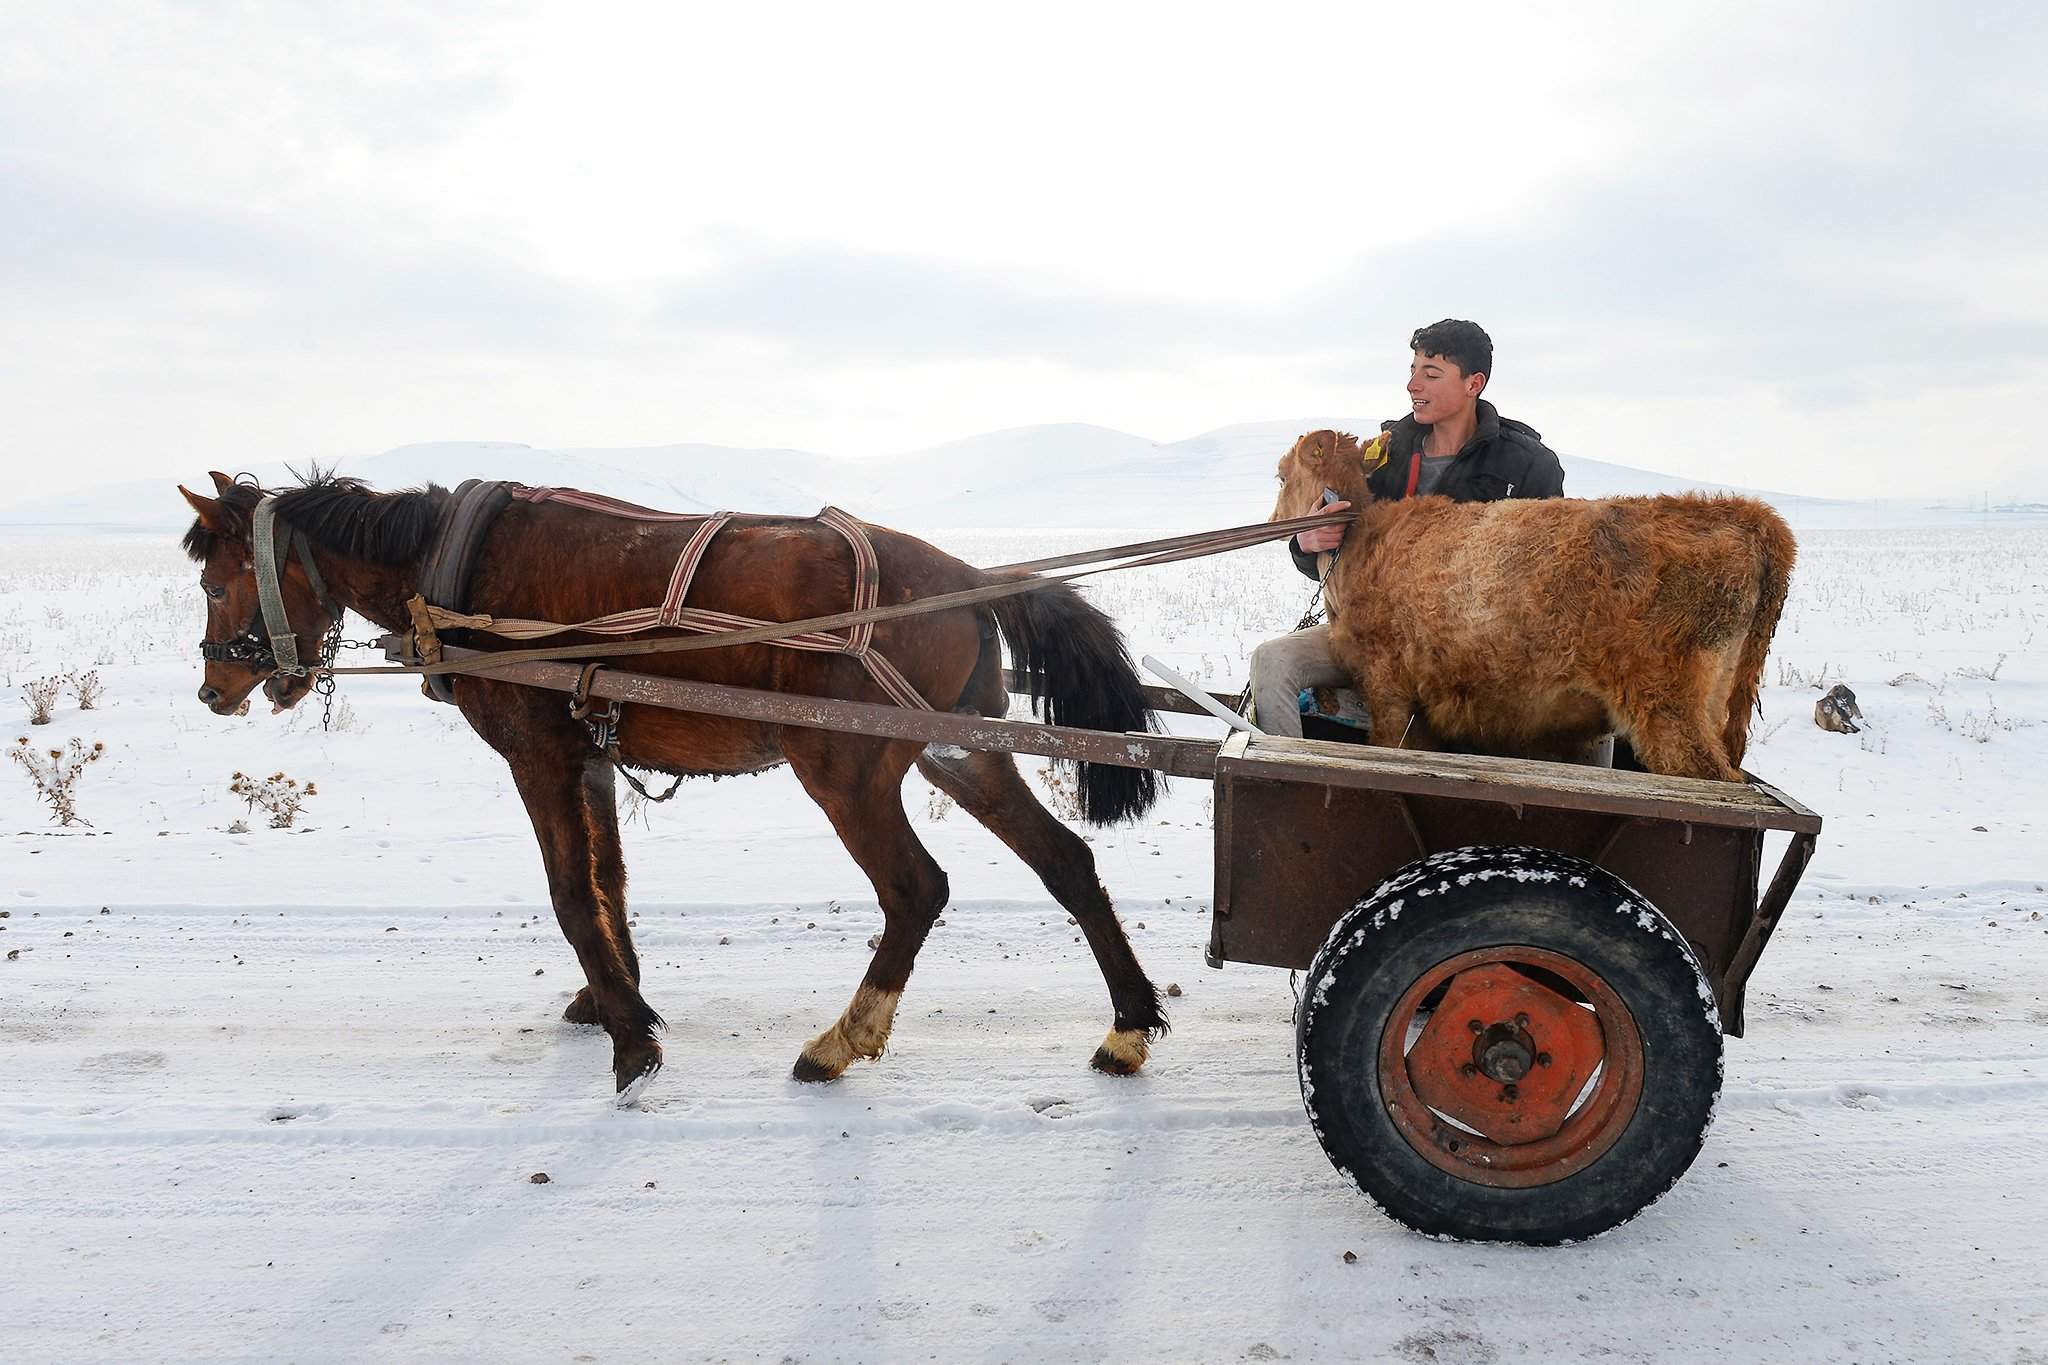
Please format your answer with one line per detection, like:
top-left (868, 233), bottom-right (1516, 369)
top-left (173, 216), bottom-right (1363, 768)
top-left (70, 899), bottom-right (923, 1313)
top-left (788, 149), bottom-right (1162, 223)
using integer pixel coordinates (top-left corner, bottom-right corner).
top-left (1290, 400), bottom-right (1566, 579)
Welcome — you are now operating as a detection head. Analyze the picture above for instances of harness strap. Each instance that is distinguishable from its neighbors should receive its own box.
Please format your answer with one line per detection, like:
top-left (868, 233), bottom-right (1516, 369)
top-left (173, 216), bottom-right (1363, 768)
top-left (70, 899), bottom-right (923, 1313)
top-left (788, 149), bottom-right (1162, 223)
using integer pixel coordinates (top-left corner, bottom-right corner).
top-left (416, 479), bottom-right (515, 704)
top-left (660, 512), bottom-right (734, 625)
top-left (250, 499), bottom-right (302, 675)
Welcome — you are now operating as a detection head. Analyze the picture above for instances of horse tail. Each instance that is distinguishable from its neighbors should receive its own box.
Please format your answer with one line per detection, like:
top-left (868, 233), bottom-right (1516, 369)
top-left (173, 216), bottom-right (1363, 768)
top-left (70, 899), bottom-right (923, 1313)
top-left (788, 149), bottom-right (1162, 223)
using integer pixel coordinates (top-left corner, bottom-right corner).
top-left (1723, 505), bottom-right (1797, 767)
top-left (987, 577), bottom-right (1161, 824)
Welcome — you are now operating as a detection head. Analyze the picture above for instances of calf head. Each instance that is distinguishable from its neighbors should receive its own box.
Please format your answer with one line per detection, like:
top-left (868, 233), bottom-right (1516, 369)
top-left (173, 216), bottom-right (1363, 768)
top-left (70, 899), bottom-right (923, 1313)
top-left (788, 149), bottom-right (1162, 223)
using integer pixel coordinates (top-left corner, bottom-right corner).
top-left (1270, 429), bottom-right (1365, 523)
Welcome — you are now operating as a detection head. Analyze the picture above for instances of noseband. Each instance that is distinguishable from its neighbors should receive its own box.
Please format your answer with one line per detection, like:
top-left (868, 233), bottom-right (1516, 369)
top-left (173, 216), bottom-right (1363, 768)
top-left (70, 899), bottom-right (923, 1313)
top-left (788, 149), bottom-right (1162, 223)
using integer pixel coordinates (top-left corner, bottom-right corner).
top-left (199, 496), bottom-right (339, 679)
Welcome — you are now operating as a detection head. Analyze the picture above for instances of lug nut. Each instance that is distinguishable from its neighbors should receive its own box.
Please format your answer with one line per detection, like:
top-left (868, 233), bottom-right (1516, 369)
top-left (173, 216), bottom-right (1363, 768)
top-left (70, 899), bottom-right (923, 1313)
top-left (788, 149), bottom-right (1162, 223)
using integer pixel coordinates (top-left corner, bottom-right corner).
top-left (1501, 1084), bottom-right (1519, 1101)
top-left (1460, 1063), bottom-right (1478, 1077)
top-left (1514, 1013), bottom-right (1530, 1029)
top-left (1537, 1052), bottom-right (1553, 1067)
top-left (1468, 1019), bottom-right (1484, 1033)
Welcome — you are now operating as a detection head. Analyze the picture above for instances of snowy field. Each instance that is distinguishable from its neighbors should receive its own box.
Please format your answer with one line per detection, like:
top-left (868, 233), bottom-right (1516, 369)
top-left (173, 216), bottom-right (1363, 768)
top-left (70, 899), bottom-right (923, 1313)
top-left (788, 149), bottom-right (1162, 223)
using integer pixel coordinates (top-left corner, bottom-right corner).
top-left (4, 524), bottom-right (2046, 1364)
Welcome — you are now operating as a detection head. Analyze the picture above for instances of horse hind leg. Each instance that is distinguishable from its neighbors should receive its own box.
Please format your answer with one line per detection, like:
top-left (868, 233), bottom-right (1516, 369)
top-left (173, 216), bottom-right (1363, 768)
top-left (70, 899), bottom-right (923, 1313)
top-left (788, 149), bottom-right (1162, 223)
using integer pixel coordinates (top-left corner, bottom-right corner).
top-left (783, 732), bottom-right (950, 1082)
top-left (917, 743), bottom-right (1167, 1074)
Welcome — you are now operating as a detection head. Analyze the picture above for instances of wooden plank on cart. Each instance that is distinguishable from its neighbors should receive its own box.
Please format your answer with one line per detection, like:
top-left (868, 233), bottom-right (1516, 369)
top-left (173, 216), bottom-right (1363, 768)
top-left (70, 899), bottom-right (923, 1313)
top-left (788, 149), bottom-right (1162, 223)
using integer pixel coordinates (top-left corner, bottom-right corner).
top-left (1219, 734), bottom-right (1821, 834)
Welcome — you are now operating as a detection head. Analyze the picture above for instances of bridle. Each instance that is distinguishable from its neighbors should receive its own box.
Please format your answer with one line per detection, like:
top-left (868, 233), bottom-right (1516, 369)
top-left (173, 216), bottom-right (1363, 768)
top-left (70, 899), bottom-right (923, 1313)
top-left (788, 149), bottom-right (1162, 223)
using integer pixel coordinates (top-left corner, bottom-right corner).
top-left (199, 495), bottom-right (341, 681)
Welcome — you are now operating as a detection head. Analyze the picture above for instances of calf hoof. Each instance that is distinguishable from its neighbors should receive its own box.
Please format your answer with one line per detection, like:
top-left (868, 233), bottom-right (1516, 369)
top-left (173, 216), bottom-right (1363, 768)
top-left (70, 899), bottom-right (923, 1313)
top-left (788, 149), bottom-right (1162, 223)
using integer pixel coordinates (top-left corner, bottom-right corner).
top-left (1089, 1028), bottom-right (1150, 1076)
top-left (563, 987), bottom-right (601, 1026)
top-left (613, 1038), bottom-right (663, 1094)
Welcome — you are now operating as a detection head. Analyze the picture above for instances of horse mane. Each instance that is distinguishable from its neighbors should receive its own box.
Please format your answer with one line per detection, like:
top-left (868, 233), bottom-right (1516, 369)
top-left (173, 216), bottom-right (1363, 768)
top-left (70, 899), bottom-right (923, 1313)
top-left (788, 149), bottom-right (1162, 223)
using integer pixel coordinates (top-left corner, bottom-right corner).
top-left (182, 465), bottom-right (446, 565)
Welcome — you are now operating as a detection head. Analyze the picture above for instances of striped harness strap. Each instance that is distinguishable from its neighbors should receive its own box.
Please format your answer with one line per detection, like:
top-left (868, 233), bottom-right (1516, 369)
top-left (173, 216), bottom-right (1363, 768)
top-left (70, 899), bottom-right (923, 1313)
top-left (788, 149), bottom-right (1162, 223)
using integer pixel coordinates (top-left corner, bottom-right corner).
top-left (508, 487), bottom-right (930, 710)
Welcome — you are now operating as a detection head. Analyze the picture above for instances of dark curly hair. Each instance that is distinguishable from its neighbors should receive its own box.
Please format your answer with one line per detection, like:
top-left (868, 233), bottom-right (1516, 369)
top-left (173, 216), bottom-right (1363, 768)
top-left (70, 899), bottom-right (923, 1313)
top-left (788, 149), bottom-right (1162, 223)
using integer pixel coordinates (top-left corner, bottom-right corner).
top-left (1410, 319), bottom-right (1493, 389)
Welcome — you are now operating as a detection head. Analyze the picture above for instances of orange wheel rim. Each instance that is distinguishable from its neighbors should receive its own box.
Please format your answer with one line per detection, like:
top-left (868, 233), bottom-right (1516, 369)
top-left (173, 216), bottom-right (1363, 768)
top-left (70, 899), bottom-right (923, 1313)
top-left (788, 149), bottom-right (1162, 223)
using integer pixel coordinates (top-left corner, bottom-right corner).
top-left (1378, 945), bottom-right (1645, 1189)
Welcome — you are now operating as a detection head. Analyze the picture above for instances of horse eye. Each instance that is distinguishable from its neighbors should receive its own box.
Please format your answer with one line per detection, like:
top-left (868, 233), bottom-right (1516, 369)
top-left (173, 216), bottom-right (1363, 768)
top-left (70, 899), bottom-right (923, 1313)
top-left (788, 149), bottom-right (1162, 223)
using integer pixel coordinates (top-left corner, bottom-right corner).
top-left (201, 581), bottom-right (225, 600)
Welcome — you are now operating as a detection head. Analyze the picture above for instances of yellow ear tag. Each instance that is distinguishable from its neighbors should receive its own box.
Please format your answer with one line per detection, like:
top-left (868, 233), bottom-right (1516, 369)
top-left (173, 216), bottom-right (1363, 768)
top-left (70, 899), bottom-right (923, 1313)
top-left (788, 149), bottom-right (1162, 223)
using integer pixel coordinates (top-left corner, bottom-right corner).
top-left (1362, 433), bottom-right (1391, 472)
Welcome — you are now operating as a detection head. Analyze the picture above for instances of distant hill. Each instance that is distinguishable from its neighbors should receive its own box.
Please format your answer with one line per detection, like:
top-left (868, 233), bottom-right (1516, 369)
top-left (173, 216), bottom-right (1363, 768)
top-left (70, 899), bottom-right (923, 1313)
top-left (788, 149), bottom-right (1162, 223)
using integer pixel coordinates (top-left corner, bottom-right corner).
top-left (0, 420), bottom-right (1984, 533)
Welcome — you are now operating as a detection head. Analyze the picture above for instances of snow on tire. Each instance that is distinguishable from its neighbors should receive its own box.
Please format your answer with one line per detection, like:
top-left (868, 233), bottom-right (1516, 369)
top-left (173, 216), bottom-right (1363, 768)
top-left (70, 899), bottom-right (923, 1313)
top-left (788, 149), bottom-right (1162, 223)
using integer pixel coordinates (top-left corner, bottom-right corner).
top-left (1296, 845), bottom-right (1722, 1245)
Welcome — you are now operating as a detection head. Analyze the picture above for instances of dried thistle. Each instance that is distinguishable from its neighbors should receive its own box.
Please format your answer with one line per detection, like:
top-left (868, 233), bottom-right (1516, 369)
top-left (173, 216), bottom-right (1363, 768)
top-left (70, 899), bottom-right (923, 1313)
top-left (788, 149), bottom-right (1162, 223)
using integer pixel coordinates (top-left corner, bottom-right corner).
top-left (9, 736), bottom-right (106, 826)
top-left (229, 770), bottom-right (320, 828)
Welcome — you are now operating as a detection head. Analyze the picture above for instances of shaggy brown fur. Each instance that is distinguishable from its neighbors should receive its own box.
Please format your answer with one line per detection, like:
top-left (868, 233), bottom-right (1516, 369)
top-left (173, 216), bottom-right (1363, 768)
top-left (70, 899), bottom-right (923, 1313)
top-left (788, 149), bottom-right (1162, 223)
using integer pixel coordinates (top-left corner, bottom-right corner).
top-left (178, 471), bottom-right (1167, 1095)
top-left (1271, 431), bottom-right (1795, 781)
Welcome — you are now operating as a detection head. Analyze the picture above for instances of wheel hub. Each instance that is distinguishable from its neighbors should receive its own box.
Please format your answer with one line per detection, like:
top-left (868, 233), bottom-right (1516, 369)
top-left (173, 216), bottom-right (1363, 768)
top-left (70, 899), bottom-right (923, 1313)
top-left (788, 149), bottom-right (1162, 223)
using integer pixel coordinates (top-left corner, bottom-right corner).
top-left (1475, 1021), bottom-right (1534, 1082)
top-left (1391, 955), bottom-right (1634, 1173)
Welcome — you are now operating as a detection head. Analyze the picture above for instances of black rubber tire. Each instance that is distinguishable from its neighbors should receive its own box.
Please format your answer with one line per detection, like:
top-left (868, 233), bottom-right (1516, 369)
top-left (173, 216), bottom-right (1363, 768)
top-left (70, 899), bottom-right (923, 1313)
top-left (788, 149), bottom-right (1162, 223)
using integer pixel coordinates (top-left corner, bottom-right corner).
top-left (1296, 846), bottom-right (1722, 1244)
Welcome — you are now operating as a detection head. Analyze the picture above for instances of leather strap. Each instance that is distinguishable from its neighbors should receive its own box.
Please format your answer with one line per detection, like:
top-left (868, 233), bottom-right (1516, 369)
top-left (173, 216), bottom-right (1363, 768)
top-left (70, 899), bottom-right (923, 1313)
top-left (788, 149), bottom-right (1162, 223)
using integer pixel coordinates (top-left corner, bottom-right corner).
top-left (415, 479), bottom-right (514, 704)
top-left (250, 498), bottom-right (302, 675)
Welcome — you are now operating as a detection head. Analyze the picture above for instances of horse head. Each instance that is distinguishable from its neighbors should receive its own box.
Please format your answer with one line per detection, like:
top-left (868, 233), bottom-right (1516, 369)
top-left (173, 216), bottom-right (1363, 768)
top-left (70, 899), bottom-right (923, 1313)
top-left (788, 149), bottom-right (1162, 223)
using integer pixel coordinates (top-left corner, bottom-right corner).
top-left (178, 472), bottom-right (339, 716)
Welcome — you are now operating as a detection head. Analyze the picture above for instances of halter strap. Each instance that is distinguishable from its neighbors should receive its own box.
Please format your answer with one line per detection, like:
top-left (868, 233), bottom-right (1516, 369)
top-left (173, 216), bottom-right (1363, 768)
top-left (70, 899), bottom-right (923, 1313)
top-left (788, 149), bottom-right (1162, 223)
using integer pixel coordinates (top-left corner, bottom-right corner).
top-left (250, 498), bottom-right (304, 675)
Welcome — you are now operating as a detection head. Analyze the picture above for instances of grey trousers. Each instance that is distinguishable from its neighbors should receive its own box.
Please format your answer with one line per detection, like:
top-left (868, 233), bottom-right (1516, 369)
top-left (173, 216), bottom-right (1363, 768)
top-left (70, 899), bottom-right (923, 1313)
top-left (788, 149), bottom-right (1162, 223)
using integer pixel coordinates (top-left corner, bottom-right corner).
top-left (1248, 623), bottom-right (1354, 738)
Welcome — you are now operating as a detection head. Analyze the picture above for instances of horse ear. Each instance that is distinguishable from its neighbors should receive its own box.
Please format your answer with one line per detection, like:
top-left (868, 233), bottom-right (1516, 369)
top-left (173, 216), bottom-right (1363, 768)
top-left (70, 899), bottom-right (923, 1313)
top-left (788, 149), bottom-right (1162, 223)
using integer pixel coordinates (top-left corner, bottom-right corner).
top-left (179, 484), bottom-right (230, 532)
top-left (208, 470), bottom-right (236, 496)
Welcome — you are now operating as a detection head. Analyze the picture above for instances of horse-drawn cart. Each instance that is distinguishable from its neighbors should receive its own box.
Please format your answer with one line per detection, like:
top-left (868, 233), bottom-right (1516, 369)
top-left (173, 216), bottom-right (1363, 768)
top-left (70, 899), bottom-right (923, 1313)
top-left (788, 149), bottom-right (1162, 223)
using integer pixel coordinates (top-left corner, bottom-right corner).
top-left (184, 470), bottom-right (1818, 1247)
top-left (405, 637), bottom-right (1821, 1245)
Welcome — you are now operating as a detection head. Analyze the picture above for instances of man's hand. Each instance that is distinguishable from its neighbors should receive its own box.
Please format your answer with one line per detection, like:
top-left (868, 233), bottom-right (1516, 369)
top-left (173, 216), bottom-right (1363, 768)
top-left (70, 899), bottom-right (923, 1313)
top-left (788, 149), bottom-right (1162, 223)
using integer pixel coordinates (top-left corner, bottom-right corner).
top-left (1296, 501), bottom-right (1350, 553)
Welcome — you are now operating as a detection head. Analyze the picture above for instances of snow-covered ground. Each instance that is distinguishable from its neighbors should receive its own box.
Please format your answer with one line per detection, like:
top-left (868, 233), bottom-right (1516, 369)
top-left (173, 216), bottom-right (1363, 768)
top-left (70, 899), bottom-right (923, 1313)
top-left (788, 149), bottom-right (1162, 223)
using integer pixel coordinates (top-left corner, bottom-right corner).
top-left (3, 524), bottom-right (2045, 1363)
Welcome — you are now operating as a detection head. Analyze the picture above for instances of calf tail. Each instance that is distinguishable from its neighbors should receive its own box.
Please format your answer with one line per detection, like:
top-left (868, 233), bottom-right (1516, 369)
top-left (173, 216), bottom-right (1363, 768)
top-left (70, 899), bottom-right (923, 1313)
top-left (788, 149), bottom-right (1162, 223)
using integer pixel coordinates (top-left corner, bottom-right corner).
top-left (1722, 507), bottom-right (1797, 767)
top-left (988, 578), bottom-right (1161, 824)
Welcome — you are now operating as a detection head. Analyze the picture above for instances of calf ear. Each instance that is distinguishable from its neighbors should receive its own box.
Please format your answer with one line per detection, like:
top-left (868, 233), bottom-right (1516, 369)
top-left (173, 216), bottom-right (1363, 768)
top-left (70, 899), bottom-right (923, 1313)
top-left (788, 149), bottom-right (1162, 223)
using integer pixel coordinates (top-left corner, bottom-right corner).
top-left (179, 484), bottom-right (230, 531)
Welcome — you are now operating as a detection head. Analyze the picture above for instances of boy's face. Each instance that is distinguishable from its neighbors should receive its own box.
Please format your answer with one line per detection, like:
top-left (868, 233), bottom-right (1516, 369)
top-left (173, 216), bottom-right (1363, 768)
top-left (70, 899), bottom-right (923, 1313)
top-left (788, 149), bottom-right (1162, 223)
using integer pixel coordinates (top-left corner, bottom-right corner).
top-left (1406, 349), bottom-right (1485, 425)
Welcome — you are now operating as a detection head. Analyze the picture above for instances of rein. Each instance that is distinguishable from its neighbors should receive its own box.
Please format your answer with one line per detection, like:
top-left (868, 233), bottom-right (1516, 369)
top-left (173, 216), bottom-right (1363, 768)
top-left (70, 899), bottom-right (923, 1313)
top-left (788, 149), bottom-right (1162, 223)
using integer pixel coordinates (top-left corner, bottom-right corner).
top-left (320, 508), bottom-right (1355, 682)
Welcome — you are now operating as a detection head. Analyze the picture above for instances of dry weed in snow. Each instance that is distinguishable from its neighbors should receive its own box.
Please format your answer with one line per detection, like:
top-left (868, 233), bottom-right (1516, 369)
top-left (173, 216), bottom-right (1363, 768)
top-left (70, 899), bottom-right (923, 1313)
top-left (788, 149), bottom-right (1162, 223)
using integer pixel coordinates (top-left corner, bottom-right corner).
top-left (21, 674), bottom-right (61, 725)
top-left (9, 735), bottom-right (105, 826)
top-left (67, 667), bottom-right (105, 709)
top-left (229, 770), bottom-right (319, 828)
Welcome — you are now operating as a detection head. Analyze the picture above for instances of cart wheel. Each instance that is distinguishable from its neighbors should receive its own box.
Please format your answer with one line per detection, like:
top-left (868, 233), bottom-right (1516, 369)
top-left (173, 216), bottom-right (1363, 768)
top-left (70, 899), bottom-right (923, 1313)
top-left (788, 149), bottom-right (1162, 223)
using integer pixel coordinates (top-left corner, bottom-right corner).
top-left (1297, 846), bottom-right (1721, 1244)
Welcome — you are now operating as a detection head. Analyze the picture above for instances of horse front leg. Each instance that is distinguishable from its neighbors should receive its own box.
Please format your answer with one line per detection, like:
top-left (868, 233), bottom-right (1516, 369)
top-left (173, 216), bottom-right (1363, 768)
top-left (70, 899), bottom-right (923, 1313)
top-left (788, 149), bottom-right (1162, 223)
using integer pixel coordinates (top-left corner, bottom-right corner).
top-left (503, 743), bottom-right (664, 1094)
top-left (562, 758), bottom-right (636, 1027)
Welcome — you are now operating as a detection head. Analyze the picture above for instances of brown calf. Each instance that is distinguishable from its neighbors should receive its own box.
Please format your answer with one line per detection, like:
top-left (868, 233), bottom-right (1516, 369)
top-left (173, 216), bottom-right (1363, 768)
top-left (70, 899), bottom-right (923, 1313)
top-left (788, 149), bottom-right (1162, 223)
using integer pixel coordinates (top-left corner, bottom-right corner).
top-left (1271, 430), bottom-right (1795, 781)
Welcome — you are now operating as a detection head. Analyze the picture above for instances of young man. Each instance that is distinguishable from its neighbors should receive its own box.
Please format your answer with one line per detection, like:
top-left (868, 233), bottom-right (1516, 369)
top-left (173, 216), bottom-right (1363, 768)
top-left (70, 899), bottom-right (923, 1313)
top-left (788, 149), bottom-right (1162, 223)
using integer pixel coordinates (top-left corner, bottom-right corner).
top-left (1249, 319), bottom-right (1567, 737)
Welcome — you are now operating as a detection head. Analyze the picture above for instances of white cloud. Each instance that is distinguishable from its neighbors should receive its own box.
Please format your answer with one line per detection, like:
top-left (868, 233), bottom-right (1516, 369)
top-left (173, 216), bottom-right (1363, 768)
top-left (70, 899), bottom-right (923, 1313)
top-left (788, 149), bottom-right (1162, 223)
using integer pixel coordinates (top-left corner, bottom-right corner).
top-left (4, 0), bottom-right (2045, 499)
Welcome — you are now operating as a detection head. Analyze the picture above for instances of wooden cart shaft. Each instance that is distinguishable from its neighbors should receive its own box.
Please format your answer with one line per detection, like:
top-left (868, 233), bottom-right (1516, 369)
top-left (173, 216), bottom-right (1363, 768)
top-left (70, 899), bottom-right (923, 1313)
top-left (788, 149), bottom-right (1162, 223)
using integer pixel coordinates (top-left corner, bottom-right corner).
top-left (394, 640), bottom-right (1819, 1032)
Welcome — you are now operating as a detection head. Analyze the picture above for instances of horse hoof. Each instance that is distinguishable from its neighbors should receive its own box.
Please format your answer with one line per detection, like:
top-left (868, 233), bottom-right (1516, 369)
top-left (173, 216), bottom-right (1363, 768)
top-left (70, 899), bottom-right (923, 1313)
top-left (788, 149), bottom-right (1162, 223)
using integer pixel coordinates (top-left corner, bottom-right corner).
top-left (614, 1041), bottom-right (662, 1095)
top-left (563, 988), bottom-right (601, 1026)
top-left (791, 1052), bottom-right (844, 1084)
top-left (1089, 1028), bottom-right (1150, 1076)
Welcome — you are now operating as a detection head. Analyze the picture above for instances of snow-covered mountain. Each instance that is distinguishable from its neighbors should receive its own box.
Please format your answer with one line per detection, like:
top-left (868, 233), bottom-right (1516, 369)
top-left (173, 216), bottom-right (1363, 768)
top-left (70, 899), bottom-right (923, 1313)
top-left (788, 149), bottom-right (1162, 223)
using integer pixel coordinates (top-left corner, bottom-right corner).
top-left (0, 419), bottom-right (1974, 533)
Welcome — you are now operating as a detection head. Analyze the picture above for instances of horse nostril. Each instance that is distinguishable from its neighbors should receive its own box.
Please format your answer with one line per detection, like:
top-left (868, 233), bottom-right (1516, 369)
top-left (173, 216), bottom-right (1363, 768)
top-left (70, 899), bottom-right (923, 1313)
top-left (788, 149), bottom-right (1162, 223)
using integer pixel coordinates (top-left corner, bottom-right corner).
top-left (198, 686), bottom-right (221, 707)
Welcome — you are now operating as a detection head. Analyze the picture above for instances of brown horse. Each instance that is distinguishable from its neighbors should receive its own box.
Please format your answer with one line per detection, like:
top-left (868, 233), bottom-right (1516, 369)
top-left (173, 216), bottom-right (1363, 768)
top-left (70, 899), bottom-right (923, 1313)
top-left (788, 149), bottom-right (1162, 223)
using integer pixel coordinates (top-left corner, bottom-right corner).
top-left (1270, 431), bottom-right (1794, 780)
top-left (179, 470), bottom-right (1167, 1095)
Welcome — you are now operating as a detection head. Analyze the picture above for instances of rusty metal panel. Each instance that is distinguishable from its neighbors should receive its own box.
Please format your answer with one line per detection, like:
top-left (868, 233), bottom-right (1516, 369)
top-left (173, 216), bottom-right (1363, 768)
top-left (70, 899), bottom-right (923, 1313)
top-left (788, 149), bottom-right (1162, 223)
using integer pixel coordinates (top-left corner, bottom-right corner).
top-left (1210, 776), bottom-right (1766, 1016)
top-left (1211, 775), bottom-right (1430, 970)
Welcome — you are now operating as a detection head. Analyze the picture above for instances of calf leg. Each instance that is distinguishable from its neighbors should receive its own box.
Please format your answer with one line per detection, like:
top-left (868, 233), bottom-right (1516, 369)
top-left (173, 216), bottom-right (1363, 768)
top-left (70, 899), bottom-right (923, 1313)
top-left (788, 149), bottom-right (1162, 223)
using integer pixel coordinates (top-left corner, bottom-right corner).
top-left (918, 744), bottom-right (1167, 1074)
top-left (1354, 659), bottom-right (1436, 752)
top-left (783, 732), bottom-right (950, 1082)
top-left (1622, 700), bottom-right (1742, 781)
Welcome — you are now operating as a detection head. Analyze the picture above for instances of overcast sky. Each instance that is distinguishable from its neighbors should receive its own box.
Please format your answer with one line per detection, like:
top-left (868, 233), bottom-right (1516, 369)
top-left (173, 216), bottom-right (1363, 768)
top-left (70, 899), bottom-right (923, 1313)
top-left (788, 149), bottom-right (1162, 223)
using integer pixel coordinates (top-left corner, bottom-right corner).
top-left (7, 1), bottom-right (2044, 500)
